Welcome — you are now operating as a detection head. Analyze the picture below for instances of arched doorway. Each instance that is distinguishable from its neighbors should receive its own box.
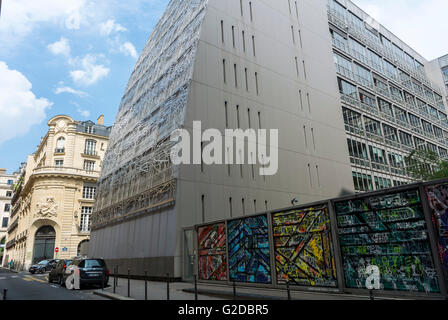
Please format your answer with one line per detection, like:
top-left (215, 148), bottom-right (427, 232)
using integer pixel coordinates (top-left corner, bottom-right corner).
top-left (33, 226), bottom-right (56, 264)
top-left (77, 240), bottom-right (89, 256)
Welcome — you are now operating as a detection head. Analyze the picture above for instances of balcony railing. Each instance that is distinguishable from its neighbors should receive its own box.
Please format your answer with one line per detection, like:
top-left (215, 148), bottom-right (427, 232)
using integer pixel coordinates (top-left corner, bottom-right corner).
top-left (33, 166), bottom-right (100, 177)
top-left (55, 148), bottom-right (65, 154)
top-left (83, 150), bottom-right (98, 157)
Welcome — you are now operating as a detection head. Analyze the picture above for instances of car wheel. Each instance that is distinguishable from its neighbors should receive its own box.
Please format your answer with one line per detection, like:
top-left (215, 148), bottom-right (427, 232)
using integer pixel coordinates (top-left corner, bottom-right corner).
top-left (30, 270), bottom-right (35, 274)
top-left (41, 268), bottom-right (46, 274)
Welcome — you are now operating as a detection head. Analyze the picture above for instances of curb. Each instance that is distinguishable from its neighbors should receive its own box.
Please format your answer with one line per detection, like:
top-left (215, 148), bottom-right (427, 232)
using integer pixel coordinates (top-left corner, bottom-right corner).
top-left (182, 288), bottom-right (286, 300)
top-left (181, 288), bottom-right (416, 301)
top-left (93, 290), bottom-right (135, 300)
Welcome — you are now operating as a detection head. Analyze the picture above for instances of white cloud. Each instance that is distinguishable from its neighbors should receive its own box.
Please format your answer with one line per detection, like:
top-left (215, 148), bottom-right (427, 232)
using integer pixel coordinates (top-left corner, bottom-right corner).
top-left (355, 0), bottom-right (448, 60)
top-left (47, 37), bottom-right (71, 57)
top-left (119, 41), bottom-right (138, 59)
top-left (0, 62), bottom-right (52, 145)
top-left (0, 0), bottom-right (86, 45)
top-left (54, 86), bottom-right (88, 97)
top-left (69, 54), bottom-right (110, 86)
top-left (70, 101), bottom-right (91, 118)
top-left (100, 19), bottom-right (127, 36)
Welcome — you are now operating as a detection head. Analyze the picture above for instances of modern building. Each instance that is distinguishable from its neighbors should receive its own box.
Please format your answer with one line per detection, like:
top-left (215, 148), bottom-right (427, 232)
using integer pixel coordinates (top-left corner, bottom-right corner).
top-left (428, 54), bottom-right (448, 95)
top-left (4, 115), bottom-right (111, 271)
top-left (90, 0), bottom-right (448, 281)
top-left (328, 0), bottom-right (448, 193)
top-left (90, 0), bottom-right (355, 278)
top-left (0, 169), bottom-right (17, 266)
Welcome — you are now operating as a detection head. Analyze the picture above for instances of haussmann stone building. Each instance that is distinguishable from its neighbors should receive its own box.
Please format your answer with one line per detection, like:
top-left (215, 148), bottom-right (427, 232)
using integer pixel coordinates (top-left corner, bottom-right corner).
top-left (5, 115), bottom-right (111, 270)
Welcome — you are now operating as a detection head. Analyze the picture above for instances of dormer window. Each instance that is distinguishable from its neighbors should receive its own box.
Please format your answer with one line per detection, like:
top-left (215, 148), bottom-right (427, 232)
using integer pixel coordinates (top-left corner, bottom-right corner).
top-left (85, 125), bottom-right (94, 134)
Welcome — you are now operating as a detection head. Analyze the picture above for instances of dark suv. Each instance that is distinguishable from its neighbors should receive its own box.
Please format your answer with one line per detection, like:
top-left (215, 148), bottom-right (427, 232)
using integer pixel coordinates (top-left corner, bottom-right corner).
top-left (64, 258), bottom-right (109, 288)
top-left (48, 259), bottom-right (73, 285)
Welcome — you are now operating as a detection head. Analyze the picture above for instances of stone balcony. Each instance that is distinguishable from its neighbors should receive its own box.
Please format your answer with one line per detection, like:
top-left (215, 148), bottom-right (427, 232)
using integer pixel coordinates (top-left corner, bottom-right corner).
top-left (32, 166), bottom-right (100, 180)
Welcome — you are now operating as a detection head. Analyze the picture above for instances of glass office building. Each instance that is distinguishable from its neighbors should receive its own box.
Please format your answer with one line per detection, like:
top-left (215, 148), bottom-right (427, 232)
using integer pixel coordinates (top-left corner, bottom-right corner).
top-left (328, 0), bottom-right (448, 192)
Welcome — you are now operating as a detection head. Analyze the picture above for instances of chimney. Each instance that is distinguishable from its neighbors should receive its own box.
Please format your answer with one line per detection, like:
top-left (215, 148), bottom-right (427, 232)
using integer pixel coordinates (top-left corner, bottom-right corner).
top-left (97, 115), bottom-right (104, 125)
top-left (0, 168), bottom-right (6, 174)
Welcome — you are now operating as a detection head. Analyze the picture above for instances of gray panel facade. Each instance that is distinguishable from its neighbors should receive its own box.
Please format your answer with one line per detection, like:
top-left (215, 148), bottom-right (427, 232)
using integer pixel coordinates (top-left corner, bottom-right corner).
top-left (90, 0), bottom-right (359, 278)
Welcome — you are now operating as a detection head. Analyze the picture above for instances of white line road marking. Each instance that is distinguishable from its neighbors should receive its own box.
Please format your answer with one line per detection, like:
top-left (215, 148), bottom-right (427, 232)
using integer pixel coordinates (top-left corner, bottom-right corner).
top-left (0, 277), bottom-right (5, 280)
top-left (11, 276), bottom-right (19, 278)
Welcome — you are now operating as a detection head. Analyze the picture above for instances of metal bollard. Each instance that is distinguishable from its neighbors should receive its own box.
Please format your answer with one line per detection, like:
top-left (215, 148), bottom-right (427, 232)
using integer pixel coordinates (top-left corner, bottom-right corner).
top-left (115, 266), bottom-right (118, 288)
top-left (101, 272), bottom-right (104, 291)
top-left (166, 273), bottom-right (170, 300)
top-left (144, 271), bottom-right (148, 301)
top-left (113, 266), bottom-right (116, 294)
top-left (127, 269), bottom-right (130, 298)
top-left (233, 280), bottom-right (236, 300)
top-left (370, 289), bottom-right (374, 301)
top-left (194, 274), bottom-right (198, 301)
top-left (286, 281), bottom-right (291, 300)
top-left (3, 289), bottom-right (7, 300)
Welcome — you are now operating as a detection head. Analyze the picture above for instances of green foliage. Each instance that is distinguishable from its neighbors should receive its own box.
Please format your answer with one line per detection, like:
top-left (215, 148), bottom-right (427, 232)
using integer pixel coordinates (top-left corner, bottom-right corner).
top-left (405, 148), bottom-right (448, 181)
top-left (13, 176), bottom-right (24, 192)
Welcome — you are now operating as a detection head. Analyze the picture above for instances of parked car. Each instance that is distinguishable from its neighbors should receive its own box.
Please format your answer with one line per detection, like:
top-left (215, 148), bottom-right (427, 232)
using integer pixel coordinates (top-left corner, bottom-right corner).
top-left (62, 258), bottom-right (109, 288)
top-left (29, 259), bottom-right (59, 274)
top-left (48, 259), bottom-right (73, 285)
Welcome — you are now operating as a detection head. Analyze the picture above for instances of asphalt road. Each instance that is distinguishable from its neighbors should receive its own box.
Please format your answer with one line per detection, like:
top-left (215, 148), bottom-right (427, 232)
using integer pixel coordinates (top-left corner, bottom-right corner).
top-left (0, 268), bottom-right (107, 300)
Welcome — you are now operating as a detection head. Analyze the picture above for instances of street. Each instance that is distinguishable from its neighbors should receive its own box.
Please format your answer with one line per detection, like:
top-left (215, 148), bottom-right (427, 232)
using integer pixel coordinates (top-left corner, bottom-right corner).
top-left (0, 268), bottom-right (107, 300)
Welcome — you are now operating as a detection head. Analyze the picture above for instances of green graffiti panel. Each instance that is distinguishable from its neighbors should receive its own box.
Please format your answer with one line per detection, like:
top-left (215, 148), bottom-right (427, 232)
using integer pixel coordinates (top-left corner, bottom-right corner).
top-left (335, 189), bottom-right (440, 293)
top-left (272, 205), bottom-right (337, 287)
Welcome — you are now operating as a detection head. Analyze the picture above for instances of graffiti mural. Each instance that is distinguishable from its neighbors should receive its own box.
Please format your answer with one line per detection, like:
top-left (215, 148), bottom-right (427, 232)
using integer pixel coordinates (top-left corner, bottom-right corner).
top-left (198, 223), bottom-right (227, 281)
top-left (425, 183), bottom-right (448, 276)
top-left (272, 205), bottom-right (337, 287)
top-left (335, 189), bottom-right (440, 293)
top-left (228, 215), bottom-right (271, 283)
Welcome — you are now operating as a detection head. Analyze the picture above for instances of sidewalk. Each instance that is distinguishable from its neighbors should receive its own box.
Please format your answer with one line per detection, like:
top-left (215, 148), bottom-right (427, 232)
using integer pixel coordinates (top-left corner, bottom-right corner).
top-left (94, 278), bottom-right (223, 300)
top-left (94, 278), bottom-right (424, 300)
top-left (0, 267), bottom-right (18, 273)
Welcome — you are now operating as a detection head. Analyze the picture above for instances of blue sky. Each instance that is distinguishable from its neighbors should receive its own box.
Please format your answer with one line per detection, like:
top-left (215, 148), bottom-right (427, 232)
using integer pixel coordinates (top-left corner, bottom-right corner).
top-left (0, 0), bottom-right (447, 174)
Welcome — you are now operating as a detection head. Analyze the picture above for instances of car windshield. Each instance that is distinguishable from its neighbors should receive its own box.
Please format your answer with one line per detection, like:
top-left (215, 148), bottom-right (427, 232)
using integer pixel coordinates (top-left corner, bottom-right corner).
top-left (66, 260), bottom-right (73, 265)
top-left (83, 259), bottom-right (105, 268)
top-left (38, 261), bottom-right (48, 265)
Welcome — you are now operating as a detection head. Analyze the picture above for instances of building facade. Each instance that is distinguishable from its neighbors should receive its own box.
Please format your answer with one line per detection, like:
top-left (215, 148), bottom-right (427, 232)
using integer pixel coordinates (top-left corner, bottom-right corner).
top-left (328, 0), bottom-right (448, 193)
top-left (5, 115), bottom-right (110, 270)
top-left (435, 54), bottom-right (448, 93)
top-left (0, 169), bottom-right (17, 266)
top-left (90, 0), bottom-right (448, 281)
top-left (90, 0), bottom-right (355, 278)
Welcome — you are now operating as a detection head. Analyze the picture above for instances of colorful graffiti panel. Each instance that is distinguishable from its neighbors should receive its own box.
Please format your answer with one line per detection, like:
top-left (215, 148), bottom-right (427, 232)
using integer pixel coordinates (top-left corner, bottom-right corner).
top-left (425, 183), bottom-right (448, 276)
top-left (272, 205), bottom-right (337, 287)
top-left (228, 215), bottom-right (271, 284)
top-left (198, 223), bottom-right (227, 281)
top-left (335, 189), bottom-right (440, 293)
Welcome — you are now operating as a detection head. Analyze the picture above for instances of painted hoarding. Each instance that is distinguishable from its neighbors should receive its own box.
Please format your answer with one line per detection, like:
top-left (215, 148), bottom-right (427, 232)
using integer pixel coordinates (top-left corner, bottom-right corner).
top-left (335, 189), bottom-right (440, 293)
top-left (198, 223), bottom-right (227, 281)
top-left (425, 183), bottom-right (448, 277)
top-left (272, 205), bottom-right (337, 287)
top-left (228, 215), bottom-right (271, 283)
